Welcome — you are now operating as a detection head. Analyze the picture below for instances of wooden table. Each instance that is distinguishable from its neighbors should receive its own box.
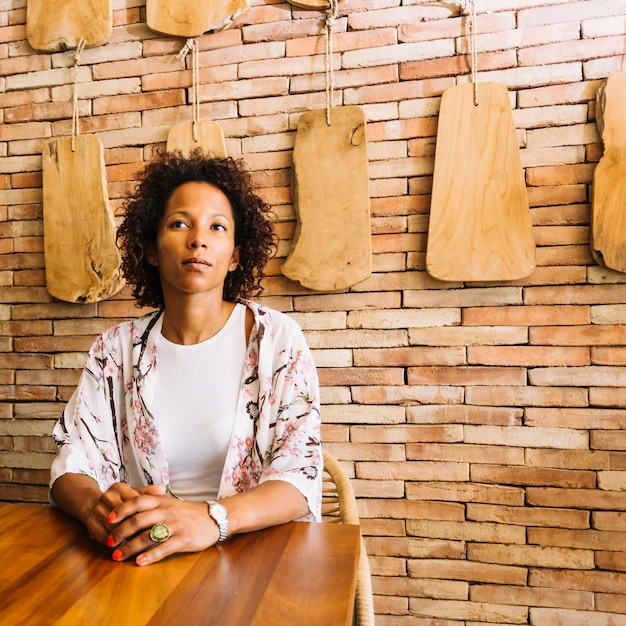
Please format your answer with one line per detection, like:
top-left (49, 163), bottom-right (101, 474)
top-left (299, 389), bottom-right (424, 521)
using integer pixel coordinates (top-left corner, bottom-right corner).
top-left (0, 503), bottom-right (360, 625)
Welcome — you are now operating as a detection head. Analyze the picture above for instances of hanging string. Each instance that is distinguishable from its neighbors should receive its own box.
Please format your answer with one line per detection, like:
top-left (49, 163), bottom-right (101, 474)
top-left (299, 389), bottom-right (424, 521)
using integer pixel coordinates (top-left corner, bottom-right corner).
top-left (324, 0), bottom-right (339, 126)
top-left (71, 38), bottom-right (86, 152)
top-left (457, 0), bottom-right (479, 105)
top-left (177, 38), bottom-right (200, 142)
top-left (468, 0), bottom-right (478, 105)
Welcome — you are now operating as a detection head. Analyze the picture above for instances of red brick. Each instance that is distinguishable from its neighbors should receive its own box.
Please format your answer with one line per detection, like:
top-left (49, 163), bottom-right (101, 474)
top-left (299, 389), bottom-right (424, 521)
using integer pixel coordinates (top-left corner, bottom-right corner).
top-left (470, 583), bottom-right (593, 610)
top-left (596, 553), bottom-right (626, 573)
top-left (472, 465), bottom-right (595, 489)
top-left (400, 50), bottom-right (516, 81)
top-left (528, 488), bottom-right (626, 512)
top-left (407, 481), bottom-right (525, 507)
top-left (526, 448), bottom-right (626, 471)
top-left (407, 557), bottom-right (527, 585)
top-left (468, 346), bottom-right (590, 367)
top-left (529, 527), bottom-right (626, 552)
top-left (591, 431), bottom-right (626, 451)
top-left (531, 324), bottom-right (626, 346)
top-left (407, 405), bottom-right (522, 427)
top-left (520, 35), bottom-right (626, 66)
top-left (468, 503), bottom-right (589, 529)
top-left (407, 366), bottom-right (526, 387)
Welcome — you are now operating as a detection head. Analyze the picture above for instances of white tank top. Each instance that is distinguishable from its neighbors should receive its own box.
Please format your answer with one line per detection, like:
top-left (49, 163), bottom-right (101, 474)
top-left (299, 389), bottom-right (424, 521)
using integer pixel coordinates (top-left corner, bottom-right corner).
top-left (152, 303), bottom-right (247, 501)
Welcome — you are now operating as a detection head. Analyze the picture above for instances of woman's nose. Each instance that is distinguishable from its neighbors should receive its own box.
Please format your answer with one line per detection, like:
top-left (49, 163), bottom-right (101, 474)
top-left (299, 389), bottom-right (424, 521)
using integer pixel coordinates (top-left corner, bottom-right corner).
top-left (189, 229), bottom-right (208, 248)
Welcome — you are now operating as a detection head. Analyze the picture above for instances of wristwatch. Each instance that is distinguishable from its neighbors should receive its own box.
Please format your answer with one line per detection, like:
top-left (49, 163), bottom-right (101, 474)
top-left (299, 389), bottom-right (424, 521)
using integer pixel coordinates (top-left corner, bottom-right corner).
top-left (206, 500), bottom-right (229, 543)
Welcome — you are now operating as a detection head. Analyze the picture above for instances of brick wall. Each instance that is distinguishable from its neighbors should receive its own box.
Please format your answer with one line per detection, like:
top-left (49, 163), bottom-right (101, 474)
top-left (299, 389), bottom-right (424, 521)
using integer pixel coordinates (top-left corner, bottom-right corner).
top-left (2, 0), bottom-right (626, 623)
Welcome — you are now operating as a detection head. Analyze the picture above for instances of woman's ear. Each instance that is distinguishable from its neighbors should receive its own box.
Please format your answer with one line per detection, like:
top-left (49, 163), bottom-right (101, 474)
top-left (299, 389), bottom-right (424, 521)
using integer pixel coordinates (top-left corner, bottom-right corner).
top-left (229, 246), bottom-right (241, 272)
top-left (146, 244), bottom-right (159, 267)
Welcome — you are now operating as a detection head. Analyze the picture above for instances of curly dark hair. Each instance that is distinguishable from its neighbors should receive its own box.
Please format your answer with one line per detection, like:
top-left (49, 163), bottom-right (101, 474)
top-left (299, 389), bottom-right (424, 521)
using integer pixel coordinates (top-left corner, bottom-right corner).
top-left (117, 152), bottom-right (277, 309)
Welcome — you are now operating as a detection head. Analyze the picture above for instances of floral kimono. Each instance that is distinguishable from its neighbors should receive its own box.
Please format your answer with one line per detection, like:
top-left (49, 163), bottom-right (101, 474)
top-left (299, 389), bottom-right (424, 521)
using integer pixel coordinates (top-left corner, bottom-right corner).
top-left (50, 300), bottom-right (322, 520)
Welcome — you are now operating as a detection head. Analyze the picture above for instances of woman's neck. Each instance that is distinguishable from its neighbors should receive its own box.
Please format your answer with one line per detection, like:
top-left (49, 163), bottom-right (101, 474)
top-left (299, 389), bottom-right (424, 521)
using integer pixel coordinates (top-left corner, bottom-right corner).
top-left (160, 299), bottom-right (236, 345)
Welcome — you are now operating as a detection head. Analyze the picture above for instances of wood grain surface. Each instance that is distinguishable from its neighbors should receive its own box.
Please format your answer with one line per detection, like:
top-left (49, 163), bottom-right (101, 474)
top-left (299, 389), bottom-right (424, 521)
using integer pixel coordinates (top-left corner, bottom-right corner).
top-left (282, 106), bottom-right (371, 292)
top-left (166, 121), bottom-right (227, 158)
top-left (590, 71), bottom-right (626, 273)
top-left (426, 82), bottom-right (535, 282)
top-left (1, 503), bottom-right (359, 626)
top-left (26, 0), bottom-right (112, 51)
top-left (287, 0), bottom-right (347, 9)
top-left (42, 135), bottom-right (124, 304)
top-left (146, 0), bottom-right (250, 37)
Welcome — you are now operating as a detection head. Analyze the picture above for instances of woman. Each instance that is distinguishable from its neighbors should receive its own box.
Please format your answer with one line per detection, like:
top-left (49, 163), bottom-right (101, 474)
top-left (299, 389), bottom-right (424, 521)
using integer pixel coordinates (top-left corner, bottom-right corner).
top-left (49, 152), bottom-right (322, 566)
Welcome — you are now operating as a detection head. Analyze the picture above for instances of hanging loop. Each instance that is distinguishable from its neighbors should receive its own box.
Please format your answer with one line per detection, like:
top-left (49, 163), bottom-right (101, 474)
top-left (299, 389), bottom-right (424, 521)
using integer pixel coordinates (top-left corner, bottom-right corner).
top-left (455, 0), bottom-right (478, 105)
top-left (178, 38), bottom-right (200, 142)
top-left (71, 38), bottom-right (87, 152)
top-left (324, 0), bottom-right (339, 126)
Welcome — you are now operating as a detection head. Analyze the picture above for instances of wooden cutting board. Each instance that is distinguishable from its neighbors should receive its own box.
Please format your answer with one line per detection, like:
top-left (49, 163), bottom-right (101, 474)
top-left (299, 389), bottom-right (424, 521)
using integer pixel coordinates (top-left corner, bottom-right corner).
top-left (166, 121), bottom-right (227, 158)
top-left (590, 72), bottom-right (626, 273)
top-left (146, 0), bottom-right (250, 37)
top-left (426, 82), bottom-right (535, 282)
top-left (281, 106), bottom-right (371, 292)
top-left (43, 135), bottom-right (125, 304)
top-left (26, 0), bottom-right (112, 52)
top-left (287, 0), bottom-right (346, 9)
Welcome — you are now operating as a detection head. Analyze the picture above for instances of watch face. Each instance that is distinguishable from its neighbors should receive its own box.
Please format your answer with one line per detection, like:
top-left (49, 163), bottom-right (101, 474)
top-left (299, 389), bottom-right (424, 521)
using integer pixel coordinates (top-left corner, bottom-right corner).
top-left (212, 503), bottom-right (227, 521)
top-left (209, 501), bottom-right (228, 541)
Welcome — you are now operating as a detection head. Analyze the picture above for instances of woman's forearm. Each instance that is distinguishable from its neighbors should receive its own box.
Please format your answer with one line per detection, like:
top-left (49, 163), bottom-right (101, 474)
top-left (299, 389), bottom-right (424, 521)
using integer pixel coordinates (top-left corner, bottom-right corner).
top-left (50, 473), bottom-right (103, 525)
top-left (220, 480), bottom-right (310, 537)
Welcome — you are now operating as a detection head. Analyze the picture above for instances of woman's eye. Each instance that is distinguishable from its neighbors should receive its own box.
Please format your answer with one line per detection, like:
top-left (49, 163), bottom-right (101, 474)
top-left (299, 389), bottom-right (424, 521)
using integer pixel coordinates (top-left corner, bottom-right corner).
top-left (169, 220), bottom-right (188, 229)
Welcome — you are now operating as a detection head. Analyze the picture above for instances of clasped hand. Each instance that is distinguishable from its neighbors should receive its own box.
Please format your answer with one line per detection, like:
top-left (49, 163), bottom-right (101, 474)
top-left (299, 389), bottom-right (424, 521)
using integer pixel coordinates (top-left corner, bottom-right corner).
top-left (85, 482), bottom-right (220, 566)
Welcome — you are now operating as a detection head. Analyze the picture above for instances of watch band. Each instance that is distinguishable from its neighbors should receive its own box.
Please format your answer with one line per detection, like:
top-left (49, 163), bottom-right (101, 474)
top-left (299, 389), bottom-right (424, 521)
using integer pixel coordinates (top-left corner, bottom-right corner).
top-left (206, 500), bottom-right (229, 543)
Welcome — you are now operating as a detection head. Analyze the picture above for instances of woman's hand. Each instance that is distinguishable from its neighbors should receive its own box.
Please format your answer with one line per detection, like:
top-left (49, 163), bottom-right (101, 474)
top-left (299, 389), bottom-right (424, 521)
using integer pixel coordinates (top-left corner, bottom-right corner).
top-left (83, 483), bottom-right (167, 545)
top-left (105, 494), bottom-right (220, 566)
top-left (50, 474), bottom-right (166, 545)
top-left (53, 477), bottom-right (309, 567)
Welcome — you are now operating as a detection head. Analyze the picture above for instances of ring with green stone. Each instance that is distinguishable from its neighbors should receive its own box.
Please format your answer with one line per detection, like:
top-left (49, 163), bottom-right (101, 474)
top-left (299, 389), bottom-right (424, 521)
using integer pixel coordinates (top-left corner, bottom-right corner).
top-left (149, 522), bottom-right (170, 543)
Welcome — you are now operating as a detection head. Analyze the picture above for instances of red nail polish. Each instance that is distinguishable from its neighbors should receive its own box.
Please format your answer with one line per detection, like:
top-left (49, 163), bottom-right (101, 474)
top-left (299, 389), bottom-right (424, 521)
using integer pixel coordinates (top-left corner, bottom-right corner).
top-left (107, 512), bottom-right (117, 523)
top-left (112, 549), bottom-right (123, 561)
top-left (106, 536), bottom-right (115, 548)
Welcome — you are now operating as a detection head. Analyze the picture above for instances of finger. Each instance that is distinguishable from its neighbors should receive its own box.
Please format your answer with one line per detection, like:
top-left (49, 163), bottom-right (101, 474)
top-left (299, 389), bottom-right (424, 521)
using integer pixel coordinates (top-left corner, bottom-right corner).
top-left (115, 483), bottom-right (145, 500)
top-left (102, 482), bottom-right (141, 506)
top-left (112, 524), bottom-right (176, 563)
top-left (85, 487), bottom-right (134, 541)
top-left (106, 486), bottom-right (166, 524)
top-left (86, 519), bottom-right (113, 545)
top-left (107, 503), bottom-right (165, 546)
top-left (136, 542), bottom-right (173, 566)
top-left (99, 483), bottom-right (144, 525)
top-left (136, 485), bottom-right (167, 497)
top-left (107, 492), bottom-right (162, 525)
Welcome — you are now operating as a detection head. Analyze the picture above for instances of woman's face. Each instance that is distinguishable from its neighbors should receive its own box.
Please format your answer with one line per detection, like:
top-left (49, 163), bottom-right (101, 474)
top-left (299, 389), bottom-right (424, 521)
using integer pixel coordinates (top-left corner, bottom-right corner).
top-left (147, 181), bottom-right (240, 303)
